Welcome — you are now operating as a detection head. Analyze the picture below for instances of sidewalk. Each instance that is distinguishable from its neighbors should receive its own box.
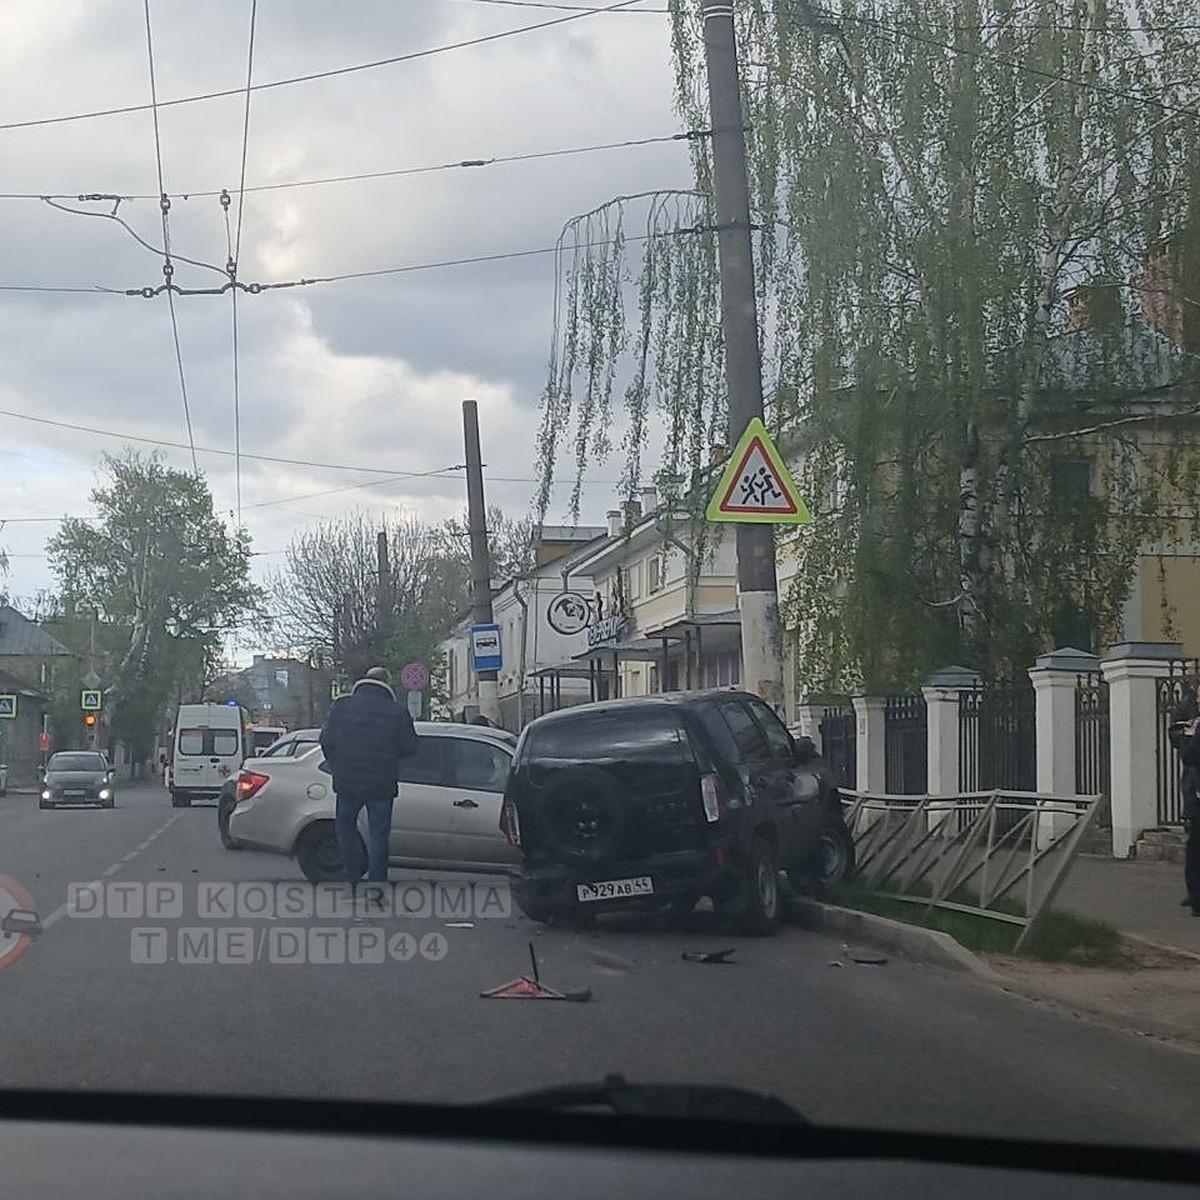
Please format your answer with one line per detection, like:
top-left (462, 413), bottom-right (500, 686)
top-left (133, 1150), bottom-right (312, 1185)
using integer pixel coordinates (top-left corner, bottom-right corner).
top-left (1057, 854), bottom-right (1200, 956)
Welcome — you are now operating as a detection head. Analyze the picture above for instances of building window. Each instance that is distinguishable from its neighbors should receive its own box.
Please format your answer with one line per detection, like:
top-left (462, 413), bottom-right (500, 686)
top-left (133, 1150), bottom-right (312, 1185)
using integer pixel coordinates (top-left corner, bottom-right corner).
top-left (627, 564), bottom-right (642, 601)
top-left (702, 651), bottom-right (741, 689)
top-left (1051, 455), bottom-right (1093, 502)
top-left (647, 555), bottom-right (664, 593)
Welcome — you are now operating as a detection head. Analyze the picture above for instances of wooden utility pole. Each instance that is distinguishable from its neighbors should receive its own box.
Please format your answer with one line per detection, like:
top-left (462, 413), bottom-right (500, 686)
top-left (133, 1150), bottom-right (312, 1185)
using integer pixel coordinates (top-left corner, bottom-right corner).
top-left (702, 0), bottom-right (784, 706)
top-left (462, 399), bottom-right (501, 724)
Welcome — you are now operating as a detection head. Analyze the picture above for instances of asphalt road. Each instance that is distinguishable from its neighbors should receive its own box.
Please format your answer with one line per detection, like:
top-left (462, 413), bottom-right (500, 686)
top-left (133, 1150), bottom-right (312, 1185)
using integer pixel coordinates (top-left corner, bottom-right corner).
top-left (1, 781), bottom-right (1198, 1147)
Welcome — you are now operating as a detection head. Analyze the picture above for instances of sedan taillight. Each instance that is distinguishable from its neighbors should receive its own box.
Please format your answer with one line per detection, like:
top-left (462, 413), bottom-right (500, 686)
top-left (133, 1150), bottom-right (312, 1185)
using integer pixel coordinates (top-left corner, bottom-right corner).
top-left (236, 771), bottom-right (269, 805)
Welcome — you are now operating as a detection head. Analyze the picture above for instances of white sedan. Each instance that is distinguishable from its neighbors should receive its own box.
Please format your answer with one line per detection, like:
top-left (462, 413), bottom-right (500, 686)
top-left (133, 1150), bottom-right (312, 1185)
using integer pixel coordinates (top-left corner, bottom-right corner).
top-left (228, 722), bottom-right (519, 882)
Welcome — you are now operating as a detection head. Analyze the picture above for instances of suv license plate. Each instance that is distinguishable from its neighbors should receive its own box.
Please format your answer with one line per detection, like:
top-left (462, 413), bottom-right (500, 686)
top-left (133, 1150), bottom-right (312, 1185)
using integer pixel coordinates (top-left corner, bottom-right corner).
top-left (576, 876), bottom-right (654, 903)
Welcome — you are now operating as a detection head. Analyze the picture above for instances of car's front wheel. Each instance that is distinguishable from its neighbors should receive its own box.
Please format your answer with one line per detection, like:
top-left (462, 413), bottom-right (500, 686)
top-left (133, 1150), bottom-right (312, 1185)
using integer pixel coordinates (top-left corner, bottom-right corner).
top-left (296, 821), bottom-right (361, 884)
top-left (813, 816), bottom-right (856, 893)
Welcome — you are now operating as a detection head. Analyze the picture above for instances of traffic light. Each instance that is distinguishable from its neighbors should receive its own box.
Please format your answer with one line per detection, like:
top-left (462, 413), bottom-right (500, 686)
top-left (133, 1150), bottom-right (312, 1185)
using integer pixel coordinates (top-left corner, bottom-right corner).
top-left (83, 712), bottom-right (97, 729)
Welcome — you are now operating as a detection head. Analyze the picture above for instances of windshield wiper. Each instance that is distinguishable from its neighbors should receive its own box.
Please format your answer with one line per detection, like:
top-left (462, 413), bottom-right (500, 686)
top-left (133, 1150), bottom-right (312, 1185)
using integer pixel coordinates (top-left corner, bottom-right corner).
top-left (483, 1075), bottom-right (805, 1124)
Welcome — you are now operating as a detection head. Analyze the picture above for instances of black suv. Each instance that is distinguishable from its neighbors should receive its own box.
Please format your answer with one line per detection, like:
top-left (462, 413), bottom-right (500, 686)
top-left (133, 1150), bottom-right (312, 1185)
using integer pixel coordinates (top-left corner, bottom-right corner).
top-left (500, 691), bottom-right (855, 935)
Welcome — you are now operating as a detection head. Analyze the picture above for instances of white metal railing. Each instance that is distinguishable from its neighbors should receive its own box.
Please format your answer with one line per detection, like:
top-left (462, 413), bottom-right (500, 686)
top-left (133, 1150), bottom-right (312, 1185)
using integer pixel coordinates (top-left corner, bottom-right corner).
top-left (839, 790), bottom-right (1102, 951)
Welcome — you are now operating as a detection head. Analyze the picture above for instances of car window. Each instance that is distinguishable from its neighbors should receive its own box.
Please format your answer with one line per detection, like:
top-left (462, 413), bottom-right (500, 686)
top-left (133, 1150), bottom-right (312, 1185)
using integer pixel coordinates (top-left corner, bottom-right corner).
top-left (747, 700), bottom-right (795, 761)
top-left (178, 729), bottom-right (205, 756)
top-left (719, 702), bottom-right (771, 763)
top-left (528, 709), bottom-right (684, 763)
top-left (212, 729), bottom-right (240, 757)
top-left (47, 753), bottom-right (106, 772)
top-left (697, 703), bottom-right (741, 767)
top-left (448, 738), bottom-right (511, 792)
top-left (396, 737), bottom-right (446, 786)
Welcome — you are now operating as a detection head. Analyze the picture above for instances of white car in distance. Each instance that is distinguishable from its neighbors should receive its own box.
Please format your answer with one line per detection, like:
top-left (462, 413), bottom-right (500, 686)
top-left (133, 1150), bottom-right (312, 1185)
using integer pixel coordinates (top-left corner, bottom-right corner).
top-left (228, 722), bottom-right (519, 882)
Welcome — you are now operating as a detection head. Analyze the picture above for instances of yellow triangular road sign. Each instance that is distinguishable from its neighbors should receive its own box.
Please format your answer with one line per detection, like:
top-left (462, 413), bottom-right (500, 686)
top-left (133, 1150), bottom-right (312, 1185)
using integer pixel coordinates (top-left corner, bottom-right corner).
top-left (706, 418), bottom-right (812, 524)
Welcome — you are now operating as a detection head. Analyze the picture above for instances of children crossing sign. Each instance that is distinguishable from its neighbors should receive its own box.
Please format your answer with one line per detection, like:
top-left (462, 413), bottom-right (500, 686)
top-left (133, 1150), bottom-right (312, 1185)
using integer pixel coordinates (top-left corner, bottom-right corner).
top-left (706, 418), bottom-right (812, 525)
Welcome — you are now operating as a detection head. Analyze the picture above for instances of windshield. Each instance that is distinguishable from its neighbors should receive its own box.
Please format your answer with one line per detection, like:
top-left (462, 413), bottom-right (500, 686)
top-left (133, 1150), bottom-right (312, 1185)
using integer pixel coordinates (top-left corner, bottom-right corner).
top-left (1, 0), bottom-right (1198, 1157)
top-left (46, 754), bottom-right (106, 773)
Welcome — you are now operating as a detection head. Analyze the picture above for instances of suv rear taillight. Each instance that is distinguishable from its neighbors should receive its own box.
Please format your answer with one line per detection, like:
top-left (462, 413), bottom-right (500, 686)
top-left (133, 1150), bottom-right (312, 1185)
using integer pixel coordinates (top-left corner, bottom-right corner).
top-left (499, 796), bottom-right (521, 847)
top-left (236, 771), bottom-right (269, 805)
top-left (700, 773), bottom-right (724, 823)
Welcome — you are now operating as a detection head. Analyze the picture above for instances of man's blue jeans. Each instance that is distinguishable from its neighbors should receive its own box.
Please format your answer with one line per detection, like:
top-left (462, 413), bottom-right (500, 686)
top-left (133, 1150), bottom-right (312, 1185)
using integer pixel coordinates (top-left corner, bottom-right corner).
top-left (334, 787), bottom-right (394, 883)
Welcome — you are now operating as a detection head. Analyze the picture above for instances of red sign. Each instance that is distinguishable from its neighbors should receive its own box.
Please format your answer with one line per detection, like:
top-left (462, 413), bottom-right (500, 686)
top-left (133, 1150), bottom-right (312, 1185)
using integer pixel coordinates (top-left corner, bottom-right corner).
top-left (39, 732), bottom-right (49, 752)
top-left (400, 662), bottom-right (430, 692)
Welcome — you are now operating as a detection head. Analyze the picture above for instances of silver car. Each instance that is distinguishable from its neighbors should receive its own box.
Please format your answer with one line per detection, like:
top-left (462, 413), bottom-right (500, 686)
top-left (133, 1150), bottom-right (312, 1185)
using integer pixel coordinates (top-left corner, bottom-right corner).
top-left (227, 722), bottom-right (520, 882)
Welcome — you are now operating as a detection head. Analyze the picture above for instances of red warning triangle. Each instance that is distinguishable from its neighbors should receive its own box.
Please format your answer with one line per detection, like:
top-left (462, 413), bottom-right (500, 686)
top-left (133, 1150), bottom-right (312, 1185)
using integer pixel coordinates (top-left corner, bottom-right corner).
top-left (480, 975), bottom-right (567, 1000)
top-left (706, 418), bottom-right (811, 525)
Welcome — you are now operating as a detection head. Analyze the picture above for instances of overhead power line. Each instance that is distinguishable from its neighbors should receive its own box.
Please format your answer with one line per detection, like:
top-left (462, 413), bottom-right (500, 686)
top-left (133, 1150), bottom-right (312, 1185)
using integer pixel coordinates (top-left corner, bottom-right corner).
top-left (97, 131), bottom-right (696, 202)
top-left (229, 0), bottom-right (259, 529)
top-left (0, 405), bottom-right (473, 478)
top-left (0, 0), bottom-right (647, 135)
top-left (143, 0), bottom-right (200, 476)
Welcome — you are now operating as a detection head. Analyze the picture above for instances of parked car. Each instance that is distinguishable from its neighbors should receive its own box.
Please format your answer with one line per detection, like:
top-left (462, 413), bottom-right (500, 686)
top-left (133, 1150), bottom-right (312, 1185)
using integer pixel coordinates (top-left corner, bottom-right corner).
top-left (227, 722), bottom-right (519, 881)
top-left (39, 750), bottom-right (117, 809)
top-left (218, 727), bottom-right (322, 850)
top-left (500, 691), bottom-right (855, 935)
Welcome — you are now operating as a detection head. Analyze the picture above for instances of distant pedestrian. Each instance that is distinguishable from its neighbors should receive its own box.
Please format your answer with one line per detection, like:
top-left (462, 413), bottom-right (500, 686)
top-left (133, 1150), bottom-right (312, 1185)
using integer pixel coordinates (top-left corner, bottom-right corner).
top-left (1166, 687), bottom-right (1200, 916)
top-left (319, 666), bottom-right (418, 889)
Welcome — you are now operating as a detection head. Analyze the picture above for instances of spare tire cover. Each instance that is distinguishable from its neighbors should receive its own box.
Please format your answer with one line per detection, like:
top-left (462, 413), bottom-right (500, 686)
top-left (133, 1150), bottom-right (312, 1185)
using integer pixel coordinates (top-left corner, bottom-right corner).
top-left (538, 765), bottom-right (629, 863)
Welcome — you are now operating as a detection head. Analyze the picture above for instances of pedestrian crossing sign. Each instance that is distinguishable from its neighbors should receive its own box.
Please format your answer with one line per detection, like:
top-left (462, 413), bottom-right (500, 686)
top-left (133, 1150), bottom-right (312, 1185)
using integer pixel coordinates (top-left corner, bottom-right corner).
top-left (706, 418), bottom-right (812, 525)
top-left (81, 689), bottom-right (102, 711)
top-left (0, 694), bottom-right (15, 719)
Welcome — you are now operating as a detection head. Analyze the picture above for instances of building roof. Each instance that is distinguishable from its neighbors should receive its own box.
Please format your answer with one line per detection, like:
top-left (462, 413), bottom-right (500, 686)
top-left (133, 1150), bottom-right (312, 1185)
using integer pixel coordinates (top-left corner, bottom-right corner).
top-left (0, 606), bottom-right (73, 658)
top-left (0, 666), bottom-right (51, 700)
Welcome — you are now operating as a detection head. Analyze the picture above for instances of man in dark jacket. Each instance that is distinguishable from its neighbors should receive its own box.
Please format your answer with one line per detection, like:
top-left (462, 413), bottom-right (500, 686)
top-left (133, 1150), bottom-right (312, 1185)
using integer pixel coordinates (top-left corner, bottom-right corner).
top-left (319, 666), bottom-right (418, 885)
top-left (1167, 687), bottom-right (1200, 916)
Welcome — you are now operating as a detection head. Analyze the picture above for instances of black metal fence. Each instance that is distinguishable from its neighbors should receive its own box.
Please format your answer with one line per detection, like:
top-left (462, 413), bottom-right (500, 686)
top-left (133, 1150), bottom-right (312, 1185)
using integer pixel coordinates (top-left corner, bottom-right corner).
top-left (884, 694), bottom-right (928, 794)
top-left (958, 683), bottom-right (1037, 793)
top-left (1074, 671), bottom-right (1110, 824)
top-left (1155, 659), bottom-right (1199, 827)
top-left (819, 705), bottom-right (857, 791)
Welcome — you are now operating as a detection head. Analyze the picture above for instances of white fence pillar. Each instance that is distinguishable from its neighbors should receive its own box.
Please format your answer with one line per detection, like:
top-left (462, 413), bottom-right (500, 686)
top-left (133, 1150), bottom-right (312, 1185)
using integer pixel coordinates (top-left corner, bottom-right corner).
top-left (1029, 647), bottom-right (1098, 849)
top-left (1100, 642), bottom-right (1180, 859)
top-left (853, 695), bottom-right (887, 793)
top-left (791, 702), bottom-right (826, 744)
top-left (922, 666), bottom-right (982, 834)
top-left (1029, 647), bottom-right (1098, 794)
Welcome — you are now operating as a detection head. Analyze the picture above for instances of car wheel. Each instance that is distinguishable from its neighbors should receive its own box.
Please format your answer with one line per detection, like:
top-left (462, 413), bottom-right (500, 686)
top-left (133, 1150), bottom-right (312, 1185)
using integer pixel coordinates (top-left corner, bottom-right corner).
top-left (813, 816), bottom-right (856, 893)
top-left (296, 822), bottom-right (359, 884)
top-left (734, 837), bottom-right (782, 937)
top-left (218, 801), bottom-right (243, 850)
top-left (171, 791), bottom-right (191, 808)
top-left (103, 797), bottom-right (115, 809)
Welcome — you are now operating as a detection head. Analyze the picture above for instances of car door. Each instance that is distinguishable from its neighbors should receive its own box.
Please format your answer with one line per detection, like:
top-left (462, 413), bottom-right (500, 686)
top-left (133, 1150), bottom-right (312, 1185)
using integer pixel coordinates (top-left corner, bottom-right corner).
top-left (714, 699), bottom-right (786, 817)
top-left (745, 698), bottom-right (824, 852)
top-left (443, 737), bottom-right (517, 868)
top-left (389, 736), bottom-right (458, 862)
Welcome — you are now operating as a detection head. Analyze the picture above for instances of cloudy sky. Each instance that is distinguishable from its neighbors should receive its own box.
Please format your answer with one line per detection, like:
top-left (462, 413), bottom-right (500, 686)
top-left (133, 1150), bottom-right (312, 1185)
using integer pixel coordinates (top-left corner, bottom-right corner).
top-left (0, 0), bottom-right (689, 617)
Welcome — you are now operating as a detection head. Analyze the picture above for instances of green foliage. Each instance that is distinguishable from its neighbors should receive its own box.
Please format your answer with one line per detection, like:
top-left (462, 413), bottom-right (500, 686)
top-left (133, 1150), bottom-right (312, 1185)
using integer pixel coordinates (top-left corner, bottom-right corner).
top-left (45, 451), bottom-right (264, 750)
top-left (537, 0), bottom-right (1200, 690)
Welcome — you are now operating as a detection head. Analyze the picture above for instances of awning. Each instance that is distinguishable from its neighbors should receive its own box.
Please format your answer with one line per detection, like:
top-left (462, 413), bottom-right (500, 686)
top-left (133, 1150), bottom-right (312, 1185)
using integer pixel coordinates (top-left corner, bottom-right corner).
top-left (642, 610), bottom-right (742, 640)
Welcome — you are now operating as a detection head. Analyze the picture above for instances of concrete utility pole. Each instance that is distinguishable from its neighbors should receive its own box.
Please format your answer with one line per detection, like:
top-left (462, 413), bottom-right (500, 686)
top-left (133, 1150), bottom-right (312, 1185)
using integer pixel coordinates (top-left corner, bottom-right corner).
top-left (462, 399), bottom-right (501, 724)
top-left (702, 0), bottom-right (784, 707)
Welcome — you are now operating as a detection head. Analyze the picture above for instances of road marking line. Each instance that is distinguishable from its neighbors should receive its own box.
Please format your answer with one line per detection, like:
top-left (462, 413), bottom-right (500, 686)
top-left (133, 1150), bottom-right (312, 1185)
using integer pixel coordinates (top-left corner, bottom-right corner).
top-left (39, 813), bottom-right (183, 930)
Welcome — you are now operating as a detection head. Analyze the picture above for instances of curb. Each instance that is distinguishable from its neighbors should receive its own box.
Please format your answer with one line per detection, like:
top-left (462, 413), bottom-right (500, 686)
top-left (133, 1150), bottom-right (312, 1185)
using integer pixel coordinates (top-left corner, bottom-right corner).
top-left (788, 897), bottom-right (998, 979)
